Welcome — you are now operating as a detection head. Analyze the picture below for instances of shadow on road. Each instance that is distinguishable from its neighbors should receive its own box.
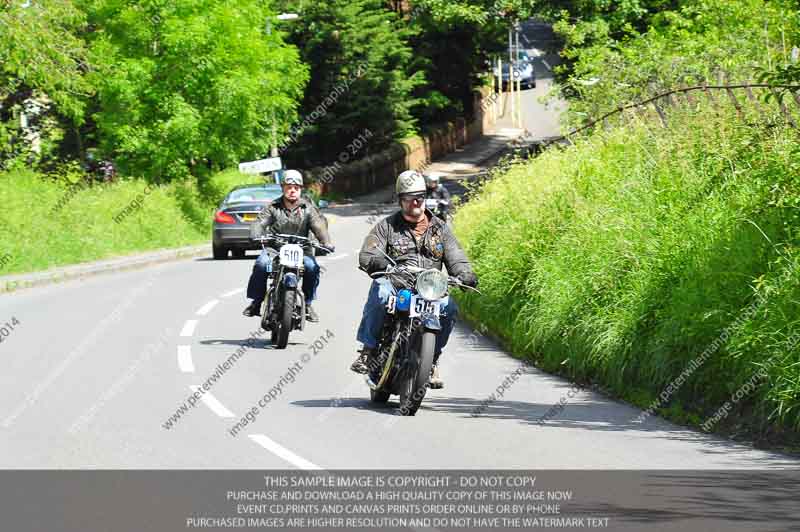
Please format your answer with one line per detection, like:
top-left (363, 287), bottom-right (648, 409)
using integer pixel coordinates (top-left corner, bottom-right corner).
top-left (200, 338), bottom-right (304, 349)
top-left (565, 471), bottom-right (800, 529)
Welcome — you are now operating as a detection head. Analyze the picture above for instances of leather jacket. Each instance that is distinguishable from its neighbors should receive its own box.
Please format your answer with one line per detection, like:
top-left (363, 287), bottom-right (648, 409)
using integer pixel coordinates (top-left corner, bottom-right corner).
top-left (250, 197), bottom-right (331, 256)
top-left (427, 184), bottom-right (451, 202)
top-left (359, 210), bottom-right (473, 287)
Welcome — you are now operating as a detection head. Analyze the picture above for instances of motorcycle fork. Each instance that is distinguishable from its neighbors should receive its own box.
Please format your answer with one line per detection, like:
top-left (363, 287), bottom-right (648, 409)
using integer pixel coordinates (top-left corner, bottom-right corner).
top-left (399, 319), bottom-right (421, 378)
top-left (374, 319), bottom-right (406, 390)
top-left (269, 265), bottom-right (283, 320)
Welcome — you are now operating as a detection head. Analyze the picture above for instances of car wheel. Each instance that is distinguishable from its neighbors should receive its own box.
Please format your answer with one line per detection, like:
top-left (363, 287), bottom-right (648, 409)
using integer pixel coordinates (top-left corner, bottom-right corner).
top-left (212, 243), bottom-right (228, 260)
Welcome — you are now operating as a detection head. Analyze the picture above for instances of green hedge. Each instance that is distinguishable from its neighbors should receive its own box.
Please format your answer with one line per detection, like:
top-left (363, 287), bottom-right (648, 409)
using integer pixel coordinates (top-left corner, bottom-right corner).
top-left (0, 169), bottom-right (255, 275)
top-left (453, 104), bottom-right (800, 440)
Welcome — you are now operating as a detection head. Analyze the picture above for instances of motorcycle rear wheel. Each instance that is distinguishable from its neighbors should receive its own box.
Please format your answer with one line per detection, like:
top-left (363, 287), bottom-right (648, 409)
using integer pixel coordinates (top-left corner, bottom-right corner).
top-left (398, 331), bottom-right (435, 416)
top-left (275, 290), bottom-right (295, 349)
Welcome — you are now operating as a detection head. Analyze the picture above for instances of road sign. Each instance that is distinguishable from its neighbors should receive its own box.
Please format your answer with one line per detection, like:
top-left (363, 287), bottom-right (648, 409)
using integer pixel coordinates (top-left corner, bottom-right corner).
top-left (238, 157), bottom-right (282, 175)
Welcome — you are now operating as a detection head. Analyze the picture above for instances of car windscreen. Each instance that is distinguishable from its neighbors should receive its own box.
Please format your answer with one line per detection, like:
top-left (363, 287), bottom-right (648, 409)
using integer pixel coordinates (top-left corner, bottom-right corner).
top-left (226, 187), bottom-right (281, 203)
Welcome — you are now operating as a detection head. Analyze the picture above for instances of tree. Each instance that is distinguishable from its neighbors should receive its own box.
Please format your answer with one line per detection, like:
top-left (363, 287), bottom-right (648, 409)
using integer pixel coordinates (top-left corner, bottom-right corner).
top-left (276, 0), bottom-right (423, 167)
top-left (0, 0), bottom-right (91, 167)
top-left (404, 2), bottom-right (510, 126)
top-left (80, 0), bottom-right (308, 181)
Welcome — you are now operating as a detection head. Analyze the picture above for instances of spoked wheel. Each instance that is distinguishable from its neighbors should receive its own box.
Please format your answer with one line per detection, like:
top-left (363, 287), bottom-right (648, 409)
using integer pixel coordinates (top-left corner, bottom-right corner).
top-left (398, 331), bottom-right (435, 416)
top-left (275, 290), bottom-right (295, 349)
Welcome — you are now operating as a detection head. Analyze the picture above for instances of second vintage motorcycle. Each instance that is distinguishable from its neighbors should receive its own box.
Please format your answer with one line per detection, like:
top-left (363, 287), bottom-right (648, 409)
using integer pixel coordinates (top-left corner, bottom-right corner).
top-left (255, 233), bottom-right (331, 349)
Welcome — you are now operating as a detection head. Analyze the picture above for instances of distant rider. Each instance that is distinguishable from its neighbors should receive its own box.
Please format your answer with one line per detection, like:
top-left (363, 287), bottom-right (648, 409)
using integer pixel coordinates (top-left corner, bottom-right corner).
top-left (424, 172), bottom-right (451, 221)
top-left (350, 170), bottom-right (477, 388)
top-left (242, 170), bottom-right (333, 323)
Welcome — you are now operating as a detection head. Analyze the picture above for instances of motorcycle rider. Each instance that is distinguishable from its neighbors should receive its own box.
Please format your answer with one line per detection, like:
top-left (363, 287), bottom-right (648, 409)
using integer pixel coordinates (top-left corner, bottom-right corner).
top-left (424, 172), bottom-right (451, 220)
top-left (242, 169), bottom-right (333, 323)
top-left (350, 170), bottom-right (478, 388)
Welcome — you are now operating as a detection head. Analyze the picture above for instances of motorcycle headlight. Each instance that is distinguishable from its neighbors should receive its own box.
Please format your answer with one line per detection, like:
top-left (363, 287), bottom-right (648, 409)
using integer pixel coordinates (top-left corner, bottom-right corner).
top-left (416, 269), bottom-right (449, 301)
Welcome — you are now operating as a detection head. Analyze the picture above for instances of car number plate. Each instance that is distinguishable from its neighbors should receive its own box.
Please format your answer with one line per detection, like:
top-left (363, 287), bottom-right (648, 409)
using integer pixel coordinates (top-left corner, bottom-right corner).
top-left (409, 295), bottom-right (440, 317)
top-left (279, 244), bottom-right (304, 268)
top-left (242, 213), bottom-right (257, 222)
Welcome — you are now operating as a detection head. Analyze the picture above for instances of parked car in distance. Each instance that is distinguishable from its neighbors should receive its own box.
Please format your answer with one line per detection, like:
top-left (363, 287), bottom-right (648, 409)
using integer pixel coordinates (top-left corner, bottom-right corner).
top-left (211, 183), bottom-right (329, 260)
top-left (212, 184), bottom-right (282, 259)
top-left (494, 50), bottom-right (536, 89)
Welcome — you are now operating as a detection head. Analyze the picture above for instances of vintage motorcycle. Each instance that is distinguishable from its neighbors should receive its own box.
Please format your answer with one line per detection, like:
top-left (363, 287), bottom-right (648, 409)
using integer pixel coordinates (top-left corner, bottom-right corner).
top-left (255, 234), bottom-right (331, 349)
top-left (425, 197), bottom-right (451, 223)
top-left (364, 252), bottom-right (479, 416)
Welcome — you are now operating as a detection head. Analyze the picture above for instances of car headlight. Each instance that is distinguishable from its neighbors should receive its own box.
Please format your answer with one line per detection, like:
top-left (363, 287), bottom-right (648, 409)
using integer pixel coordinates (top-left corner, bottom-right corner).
top-left (416, 269), bottom-right (449, 301)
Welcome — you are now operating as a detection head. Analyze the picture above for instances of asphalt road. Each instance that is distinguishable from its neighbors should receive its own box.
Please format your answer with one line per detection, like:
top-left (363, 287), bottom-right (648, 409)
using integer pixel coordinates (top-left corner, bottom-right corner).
top-left (495, 26), bottom-right (567, 141)
top-left (1, 209), bottom-right (797, 469)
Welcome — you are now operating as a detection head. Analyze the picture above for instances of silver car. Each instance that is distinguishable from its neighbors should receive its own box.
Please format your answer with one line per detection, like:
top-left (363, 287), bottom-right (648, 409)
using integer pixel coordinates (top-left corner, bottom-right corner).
top-left (494, 50), bottom-right (536, 89)
top-left (212, 184), bottom-right (283, 259)
top-left (211, 183), bottom-right (328, 259)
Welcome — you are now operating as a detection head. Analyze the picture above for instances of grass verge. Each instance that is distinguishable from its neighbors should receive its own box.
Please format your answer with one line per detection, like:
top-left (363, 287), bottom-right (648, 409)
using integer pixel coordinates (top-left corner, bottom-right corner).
top-left (453, 103), bottom-right (800, 449)
top-left (0, 168), bottom-right (256, 276)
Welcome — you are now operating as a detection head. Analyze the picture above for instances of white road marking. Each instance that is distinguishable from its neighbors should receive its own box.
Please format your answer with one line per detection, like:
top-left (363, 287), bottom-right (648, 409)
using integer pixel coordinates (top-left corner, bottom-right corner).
top-left (180, 320), bottom-right (198, 337)
top-left (249, 434), bottom-right (322, 470)
top-left (221, 288), bottom-right (244, 298)
top-left (177, 345), bottom-right (194, 373)
top-left (326, 253), bottom-right (350, 261)
top-left (190, 386), bottom-right (235, 418)
top-left (196, 299), bottom-right (219, 316)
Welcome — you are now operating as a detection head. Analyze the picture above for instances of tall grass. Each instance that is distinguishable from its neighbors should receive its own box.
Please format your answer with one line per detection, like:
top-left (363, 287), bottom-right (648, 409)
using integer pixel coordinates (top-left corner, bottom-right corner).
top-left (0, 169), bottom-right (254, 275)
top-left (454, 103), bottom-right (800, 436)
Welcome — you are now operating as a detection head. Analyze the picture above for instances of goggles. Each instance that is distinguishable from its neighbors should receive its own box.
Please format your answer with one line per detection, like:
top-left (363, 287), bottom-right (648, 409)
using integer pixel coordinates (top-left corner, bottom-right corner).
top-left (399, 193), bottom-right (426, 203)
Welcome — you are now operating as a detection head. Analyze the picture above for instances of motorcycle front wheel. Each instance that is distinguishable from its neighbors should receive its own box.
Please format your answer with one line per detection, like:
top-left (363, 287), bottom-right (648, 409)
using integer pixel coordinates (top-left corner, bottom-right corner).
top-left (370, 389), bottom-right (391, 403)
top-left (398, 330), bottom-right (435, 416)
top-left (275, 290), bottom-right (295, 349)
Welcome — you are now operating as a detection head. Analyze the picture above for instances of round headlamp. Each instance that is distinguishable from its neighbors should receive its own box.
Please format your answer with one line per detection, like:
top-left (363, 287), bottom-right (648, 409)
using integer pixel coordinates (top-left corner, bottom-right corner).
top-left (416, 269), bottom-right (449, 300)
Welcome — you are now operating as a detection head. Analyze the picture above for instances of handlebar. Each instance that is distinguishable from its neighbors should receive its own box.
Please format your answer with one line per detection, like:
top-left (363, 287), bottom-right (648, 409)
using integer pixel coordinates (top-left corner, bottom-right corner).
top-left (254, 233), bottom-right (334, 255)
top-left (366, 263), bottom-right (481, 294)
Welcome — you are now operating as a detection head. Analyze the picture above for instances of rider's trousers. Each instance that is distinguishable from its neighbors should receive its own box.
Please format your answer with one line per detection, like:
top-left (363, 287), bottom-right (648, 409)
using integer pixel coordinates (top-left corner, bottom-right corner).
top-left (246, 249), bottom-right (320, 305)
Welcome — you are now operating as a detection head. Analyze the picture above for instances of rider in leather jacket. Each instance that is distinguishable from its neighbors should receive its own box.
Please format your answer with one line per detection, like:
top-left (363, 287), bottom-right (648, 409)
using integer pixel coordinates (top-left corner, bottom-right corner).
top-left (425, 172), bottom-right (451, 220)
top-left (242, 170), bottom-right (334, 323)
top-left (351, 170), bottom-right (477, 388)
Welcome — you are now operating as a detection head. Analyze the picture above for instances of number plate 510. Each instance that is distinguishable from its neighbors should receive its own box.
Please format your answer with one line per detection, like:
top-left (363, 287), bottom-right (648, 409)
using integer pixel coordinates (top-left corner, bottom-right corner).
top-left (409, 295), bottom-right (440, 317)
top-left (279, 244), bottom-right (304, 268)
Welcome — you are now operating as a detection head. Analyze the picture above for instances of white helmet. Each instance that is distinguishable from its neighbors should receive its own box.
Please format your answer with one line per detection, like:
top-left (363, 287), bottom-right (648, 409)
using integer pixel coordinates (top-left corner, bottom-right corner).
top-left (396, 170), bottom-right (426, 195)
top-left (282, 169), bottom-right (303, 186)
top-left (425, 172), bottom-right (443, 186)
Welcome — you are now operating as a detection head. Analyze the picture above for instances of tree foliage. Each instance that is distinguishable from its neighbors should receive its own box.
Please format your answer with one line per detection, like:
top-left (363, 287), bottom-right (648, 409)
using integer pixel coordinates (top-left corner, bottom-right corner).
top-left (0, 0), bottom-right (90, 120)
top-left (81, 0), bottom-right (308, 180)
top-left (276, 0), bottom-right (422, 167)
top-left (544, 0), bottom-right (799, 123)
top-left (0, 0), bottom-right (91, 168)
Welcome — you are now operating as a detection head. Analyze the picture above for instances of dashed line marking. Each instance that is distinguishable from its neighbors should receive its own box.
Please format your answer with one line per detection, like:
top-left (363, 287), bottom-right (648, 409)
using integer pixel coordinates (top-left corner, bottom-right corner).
top-left (249, 434), bottom-right (322, 470)
top-left (221, 288), bottom-right (244, 298)
top-left (190, 386), bottom-right (235, 418)
top-left (180, 320), bottom-right (198, 337)
top-left (177, 345), bottom-right (194, 373)
top-left (196, 299), bottom-right (219, 316)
